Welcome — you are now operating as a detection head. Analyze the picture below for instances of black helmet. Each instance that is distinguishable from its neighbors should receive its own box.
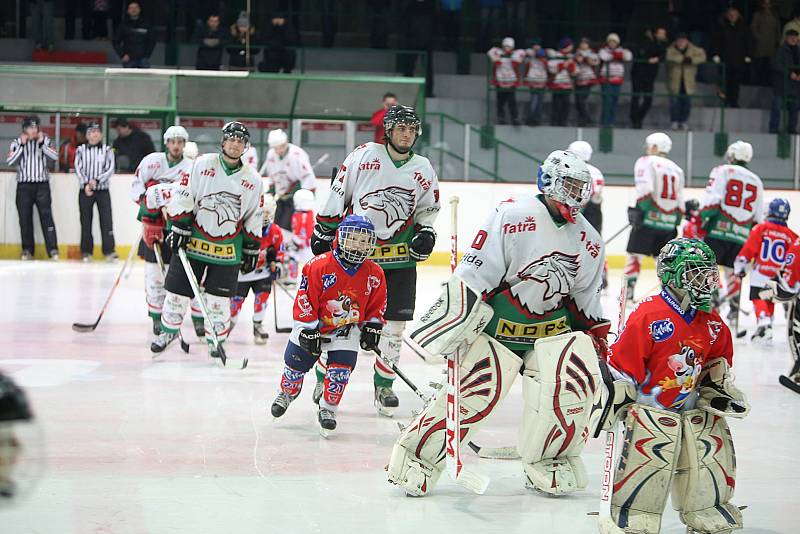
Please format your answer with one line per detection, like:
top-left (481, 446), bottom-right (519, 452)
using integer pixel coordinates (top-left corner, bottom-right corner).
top-left (383, 105), bottom-right (421, 136)
top-left (221, 121), bottom-right (250, 145)
top-left (0, 373), bottom-right (32, 423)
top-left (21, 116), bottom-right (40, 131)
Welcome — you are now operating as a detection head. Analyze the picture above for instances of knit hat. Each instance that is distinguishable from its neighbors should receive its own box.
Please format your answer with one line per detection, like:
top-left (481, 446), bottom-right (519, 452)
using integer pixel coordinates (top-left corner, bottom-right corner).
top-left (606, 32), bottom-right (620, 44)
top-left (502, 37), bottom-right (515, 49)
top-left (558, 37), bottom-right (574, 50)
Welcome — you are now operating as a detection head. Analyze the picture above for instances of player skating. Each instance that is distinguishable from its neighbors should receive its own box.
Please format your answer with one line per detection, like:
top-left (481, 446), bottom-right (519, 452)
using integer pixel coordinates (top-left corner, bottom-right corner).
top-left (733, 198), bottom-right (796, 342)
top-left (230, 194), bottom-right (284, 345)
top-left (150, 122), bottom-right (263, 359)
top-left (387, 150), bottom-right (609, 496)
top-left (311, 105), bottom-right (440, 417)
top-left (270, 215), bottom-right (386, 436)
top-left (699, 140), bottom-right (764, 327)
top-left (596, 237), bottom-right (749, 534)
top-left (624, 132), bottom-right (685, 301)
top-left (286, 188), bottom-right (315, 282)
top-left (131, 126), bottom-right (193, 336)
top-left (260, 129), bottom-right (316, 231)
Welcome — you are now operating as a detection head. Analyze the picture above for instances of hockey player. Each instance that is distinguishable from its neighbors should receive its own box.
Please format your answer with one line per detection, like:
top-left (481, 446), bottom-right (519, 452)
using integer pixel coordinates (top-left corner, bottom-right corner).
top-left (700, 140), bottom-right (764, 323)
top-left (131, 125), bottom-right (193, 335)
top-left (311, 104), bottom-right (440, 416)
top-left (151, 122), bottom-right (263, 358)
top-left (569, 140), bottom-right (607, 287)
top-left (270, 215), bottom-right (386, 435)
top-left (259, 129), bottom-right (316, 231)
top-left (230, 194), bottom-right (284, 344)
top-left (597, 237), bottom-right (749, 534)
top-left (681, 198), bottom-right (705, 239)
top-left (387, 150), bottom-right (609, 497)
top-left (733, 198), bottom-right (796, 342)
top-left (287, 188), bottom-right (315, 281)
top-left (624, 132), bottom-right (685, 301)
top-left (0, 372), bottom-right (39, 504)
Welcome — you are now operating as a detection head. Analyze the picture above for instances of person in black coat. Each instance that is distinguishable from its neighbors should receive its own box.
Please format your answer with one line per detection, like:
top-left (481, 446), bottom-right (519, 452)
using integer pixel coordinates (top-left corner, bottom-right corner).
top-left (113, 1), bottom-right (156, 68)
top-left (769, 30), bottom-right (800, 133)
top-left (258, 13), bottom-right (296, 73)
top-left (112, 118), bottom-right (155, 171)
top-left (713, 7), bottom-right (752, 108)
top-left (196, 13), bottom-right (225, 70)
top-left (629, 26), bottom-right (668, 129)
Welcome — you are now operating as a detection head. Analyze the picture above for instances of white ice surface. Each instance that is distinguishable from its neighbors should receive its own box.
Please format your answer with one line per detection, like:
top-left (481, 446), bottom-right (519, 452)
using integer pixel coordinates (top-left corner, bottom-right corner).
top-left (1, 261), bottom-right (797, 534)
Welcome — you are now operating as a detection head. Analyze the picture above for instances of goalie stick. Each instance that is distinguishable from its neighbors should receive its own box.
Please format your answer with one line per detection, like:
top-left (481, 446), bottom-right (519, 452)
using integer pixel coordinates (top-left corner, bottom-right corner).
top-left (152, 242), bottom-right (190, 354)
top-left (780, 298), bottom-right (800, 393)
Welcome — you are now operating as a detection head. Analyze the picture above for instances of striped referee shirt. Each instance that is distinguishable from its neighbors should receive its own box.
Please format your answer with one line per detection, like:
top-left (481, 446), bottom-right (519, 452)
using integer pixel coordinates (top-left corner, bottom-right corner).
top-left (6, 135), bottom-right (58, 183)
top-left (75, 143), bottom-right (115, 190)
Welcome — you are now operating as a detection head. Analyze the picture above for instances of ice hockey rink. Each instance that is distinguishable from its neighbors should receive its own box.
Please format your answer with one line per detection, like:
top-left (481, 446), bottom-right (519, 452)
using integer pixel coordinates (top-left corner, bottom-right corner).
top-left (2, 260), bottom-right (798, 534)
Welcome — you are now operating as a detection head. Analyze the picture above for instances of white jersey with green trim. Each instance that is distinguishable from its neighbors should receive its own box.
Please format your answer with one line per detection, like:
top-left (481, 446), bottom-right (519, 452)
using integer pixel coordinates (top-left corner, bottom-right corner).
top-left (262, 143), bottom-right (315, 198)
top-left (700, 164), bottom-right (764, 242)
top-left (130, 152), bottom-right (194, 203)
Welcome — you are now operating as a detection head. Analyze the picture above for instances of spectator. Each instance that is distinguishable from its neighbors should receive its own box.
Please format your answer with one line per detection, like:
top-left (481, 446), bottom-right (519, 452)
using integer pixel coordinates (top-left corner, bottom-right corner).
top-left (666, 32), bottom-right (707, 130)
top-left (86, 0), bottom-right (110, 40)
top-left (229, 11), bottom-right (258, 69)
top-left (112, 118), bottom-right (155, 171)
top-left (783, 5), bottom-right (800, 37)
top-left (75, 123), bottom-right (116, 262)
top-left (29, 0), bottom-right (55, 51)
top-left (440, 0), bottom-right (463, 52)
top-left (370, 92), bottom-right (398, 143)
top-left (59, 123), bottom-right (87, 171)
top-left (769, 29), bottom-right (800, 134)
top-left (398, 0), bottom-right (436, 98)
top-left (5, 116), bottom-right (59, 260)
top-left (321, 0), bottom-right (337, 47)
top-left (366, 0), bottom-right (388, 48)
top-left (259, 14), bottom-right (297, 73)
top-left (547, 37), bottom-right (576, 126)
top-left (64, 0), bottom-right (85, 40)
top-left (630, 26), bottom-right (668, 129)
top-left (713, 7), bottom-right (751, 108)
top-left (196, 13), bottom-right (225, 70)
top-left (574, 37), bottom-right (600, 126)
top-left (598, 33), bottom-right (633, 127)
top-left (522, 39), bottom-right (548, 126)
top-left (488, 37), bottom-right (524, 125)
top-left (477, 0), bottom-right (503, 52)
top-left (751, 0), bottom-right (782, 87)
top-left (113, 1), bottom-right (155, 68)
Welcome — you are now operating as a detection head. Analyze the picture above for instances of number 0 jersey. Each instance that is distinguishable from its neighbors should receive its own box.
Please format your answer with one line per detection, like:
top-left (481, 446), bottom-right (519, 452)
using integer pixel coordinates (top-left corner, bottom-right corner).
top-left (700, 164), bottom-right (764, 244)
top-left (633, 155), bottom-right (685, 231)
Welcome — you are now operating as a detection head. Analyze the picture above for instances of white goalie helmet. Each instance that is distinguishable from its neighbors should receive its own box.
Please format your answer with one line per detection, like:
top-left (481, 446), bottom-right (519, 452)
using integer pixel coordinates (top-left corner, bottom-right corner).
top-left (183, 141), bottom-right (198, 160)
top-left (645, 132), bottom-right (672, 154)
top-left (163, 125), bottom-right (189, 144)
top-left (567, 140), bottom-right (593, 162)
top-left (726, 140), bottom-right (753, 164)
top-left (262, 193), bottom-right (277, 224)
top-left (268, 129), bottom-right (288, 148)
top-left (537, 150), bottom-right (592, 223)
top-left (293, 188), bottom-right (315, 211)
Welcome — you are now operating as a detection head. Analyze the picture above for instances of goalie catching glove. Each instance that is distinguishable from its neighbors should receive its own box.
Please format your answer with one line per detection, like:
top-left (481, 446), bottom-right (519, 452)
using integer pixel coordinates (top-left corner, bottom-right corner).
top-left (696, 357), bottom-right (750, 418)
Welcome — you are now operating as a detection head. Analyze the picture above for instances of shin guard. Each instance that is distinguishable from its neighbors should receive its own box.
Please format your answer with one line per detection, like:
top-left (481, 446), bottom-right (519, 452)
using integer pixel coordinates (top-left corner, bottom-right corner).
top-left (375, 320), bottom-right (404, 385)
top-left (204, 294), bottom-right (231, 341)
top-left (144, 261), bottom-right (166, 319)
top-left (161, 292), bottom-right (189, 333)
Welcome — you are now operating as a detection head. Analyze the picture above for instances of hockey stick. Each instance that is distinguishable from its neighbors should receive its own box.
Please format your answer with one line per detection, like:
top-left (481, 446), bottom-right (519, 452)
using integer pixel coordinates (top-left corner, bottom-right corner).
top-left (374, 347), bottom-right (431, 403)
top-left (271, 278), bottom-right (293, 334)
top-left (177, 248), bottom-right (248, 369)
top-left (153, 242), bottom-right (190, 354)
top-left (72, 233), bottom-right (142, 332)
top-left (604, 223), bottom-right (631, 246)
top-left (779, 298), bottom-right (800, 393)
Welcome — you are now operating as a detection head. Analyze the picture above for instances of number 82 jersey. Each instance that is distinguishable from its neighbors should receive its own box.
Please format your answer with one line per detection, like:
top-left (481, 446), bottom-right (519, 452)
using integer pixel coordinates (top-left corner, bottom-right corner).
top-left (700, 163), bottom-right (764, 244)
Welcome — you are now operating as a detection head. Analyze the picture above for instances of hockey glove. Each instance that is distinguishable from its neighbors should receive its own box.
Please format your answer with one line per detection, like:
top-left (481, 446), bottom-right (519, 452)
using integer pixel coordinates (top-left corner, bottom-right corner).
top-left (359, 322), bottom-right (383, 352)
top-left (627, 207), bottom-right (644, 229)
top-left (142, 219), bottom-right (165, 248)
top-left (265, 246), bottom-right (278, 264)
top-left (240, 245), bottom-right (260, 274)
top-left (409, 227), bottom-right (437, 262)
top-left (696, 358), bottom-right (750, 419)
top-left (298, 328), bottom-right (328, 357)
top-left (166, 222), bottom-right (192, 253)
top-left (311, 223), bottom-right (336, 256)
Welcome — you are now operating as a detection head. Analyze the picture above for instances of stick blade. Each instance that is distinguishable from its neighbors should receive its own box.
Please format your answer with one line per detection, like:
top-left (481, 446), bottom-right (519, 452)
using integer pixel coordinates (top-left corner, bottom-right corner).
top-left (475, 446), bottom-right (520, 460)
top-left (779, 374), bottom-right (800, 394)
top-left (453, 467), bottom-right (490, 495)
top-left (71, 323), bottom-right (97, 333)
top-left (275, 327), bottom-right (293, 334)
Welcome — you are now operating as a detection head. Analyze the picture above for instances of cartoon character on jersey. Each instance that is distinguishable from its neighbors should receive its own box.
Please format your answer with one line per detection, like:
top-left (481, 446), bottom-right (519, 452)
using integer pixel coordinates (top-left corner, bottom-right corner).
top-left (323, 291), bottom-right (361, 329)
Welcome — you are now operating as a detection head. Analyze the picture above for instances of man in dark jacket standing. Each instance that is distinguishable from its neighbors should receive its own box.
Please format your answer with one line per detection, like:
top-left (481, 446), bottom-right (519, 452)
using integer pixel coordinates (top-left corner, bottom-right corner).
top-left (113, 1), bottom-right (155, 68)
top-left (629, 26), bottom-right (667, 129)
top-left (112, 118), bottom-right (155, 171)
top-left (196, 13), bottom-right (225, 70)
top-left (713, 7), bottom-right (751, 108)
top-left (769, 29), bottom-right (800, 133)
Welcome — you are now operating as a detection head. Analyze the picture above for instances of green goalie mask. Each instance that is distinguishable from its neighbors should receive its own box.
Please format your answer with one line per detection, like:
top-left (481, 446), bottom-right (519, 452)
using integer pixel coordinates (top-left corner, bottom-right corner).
top-left (656, 238), bottom-right (719, 312)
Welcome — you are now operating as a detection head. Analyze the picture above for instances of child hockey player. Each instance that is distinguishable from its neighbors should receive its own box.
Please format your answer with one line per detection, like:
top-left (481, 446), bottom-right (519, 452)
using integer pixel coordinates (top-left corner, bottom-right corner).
top-left (270, 215), bottom-right (386, 435)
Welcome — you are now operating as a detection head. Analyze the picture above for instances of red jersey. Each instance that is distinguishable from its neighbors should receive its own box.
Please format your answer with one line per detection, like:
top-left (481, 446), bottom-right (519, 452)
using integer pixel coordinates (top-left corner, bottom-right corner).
top-left (736, 220), bottom-right (797, 286)
top-left (291, 210), bottom-right (315, 249)
top-left (293, 251), bottom-right (386, 349)
top-left (608, 290), bottom-right (733, 412)
top-left (782, 237), bottom-right (800, 288)
top-left (239, 222), bottom-right (284, 282)
top-left (681, 213), bottom-right (706, 240)
top-left (370, 108), bottom-right (388, 144)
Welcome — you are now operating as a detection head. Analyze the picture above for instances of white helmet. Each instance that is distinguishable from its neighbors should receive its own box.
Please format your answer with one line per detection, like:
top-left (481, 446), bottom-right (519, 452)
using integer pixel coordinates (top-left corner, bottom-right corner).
top-left (268, 129), bottom-right (288, 148)
top-left (567, 140), bottom-right (592, 162)
top-left (293, 189), bottom-right (315, 211)
top-left (645, 132), bottom-right (672, 154)
top-left (183, 141), bottom-right (198, 160)
top-left (262, 193), bottom-right (277, 224)
top-left (726, 140), bottom-right (753, 164)
top-left (537, 150), bottom-right (591, 223)
top-left (163, 125), bottom-right (189, 144)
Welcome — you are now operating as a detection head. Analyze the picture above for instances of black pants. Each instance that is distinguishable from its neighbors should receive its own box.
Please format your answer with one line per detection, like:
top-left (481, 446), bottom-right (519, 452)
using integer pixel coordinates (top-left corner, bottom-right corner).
top-left (725, 65), bottom-right (744, 107)
top-left (551, 91), bottom-right (570, 126)
top-left (275, 196), bottom-right (295, 231)
top-left (16, 182), bottom-right (58, 256)
top-left (496, 90), bottom-right (518, 124)
top-left (382, 266), bottom-right (417, 321)
top-left (164, 253), bottom-right (240, 298)
top-left (574, 85), bottom-right (592, 126)
top-left (630, 79), bottom-right (655, 128)
top-left (79, 189), bottom-right (115, 255)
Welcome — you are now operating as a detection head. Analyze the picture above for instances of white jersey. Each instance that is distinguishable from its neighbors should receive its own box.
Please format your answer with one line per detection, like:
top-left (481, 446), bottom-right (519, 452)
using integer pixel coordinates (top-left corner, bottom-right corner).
top-left (131, 152), bottom-right (194, 203)
top-left (588, 162), bottom-right (604, 204)
top-left (262, 143), bottom-right (315, 198)
top-left (455, 194), bottom-right (606, 352)
top-left (700, 164), bottom-right (764, 244)
top-left (633, 155), bottom-right (685, 231)
top-left (318, 142), bottom-right (440, 270)
top-left (243, 146), bottom-right (259, 171)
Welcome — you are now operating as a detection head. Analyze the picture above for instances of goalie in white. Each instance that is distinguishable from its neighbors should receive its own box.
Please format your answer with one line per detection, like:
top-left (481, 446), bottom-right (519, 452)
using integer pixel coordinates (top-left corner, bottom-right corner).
top-left (387, 150), bottom-right (610, 497)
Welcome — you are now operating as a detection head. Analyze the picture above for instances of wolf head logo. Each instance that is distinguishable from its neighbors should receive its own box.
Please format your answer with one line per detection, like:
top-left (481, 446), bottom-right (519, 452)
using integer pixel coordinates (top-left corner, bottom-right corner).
top-left (518, 252), bottom-right (580, 300)
top-left (358, 186), bottom-right (416, 229)
top-left (198, 191), bottom-right (241, 227)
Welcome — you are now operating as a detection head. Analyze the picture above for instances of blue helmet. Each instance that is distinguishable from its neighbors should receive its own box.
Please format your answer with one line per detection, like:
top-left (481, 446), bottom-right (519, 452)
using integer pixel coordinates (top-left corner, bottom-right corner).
top-left (767, 198), bottom-right (791, 223)
top-left (337, 214), bottom-right (376, 266)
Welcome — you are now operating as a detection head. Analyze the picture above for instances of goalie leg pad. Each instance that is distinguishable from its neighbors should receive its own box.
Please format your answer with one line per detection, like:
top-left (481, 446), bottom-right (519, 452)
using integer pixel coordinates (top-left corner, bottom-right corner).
top-left (408, 275), bottom-right (494, 357)
top-left (518, 331), bottom-right (602, 495)
top-left (607, 404), bottom-right (681, 534)
top-left (144, 261), bottom-right (166, 318)
top-left (671, 410), bottom-right (743, 534)
top-left (387, 334), bottom-right (522, 496)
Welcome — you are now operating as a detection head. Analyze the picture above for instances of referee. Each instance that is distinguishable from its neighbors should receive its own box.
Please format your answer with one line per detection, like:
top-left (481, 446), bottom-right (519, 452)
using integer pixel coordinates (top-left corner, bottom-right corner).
top-left (5, 116), bottom-right (59, 261)
top-left (75, 122), bottom-right (117, 262)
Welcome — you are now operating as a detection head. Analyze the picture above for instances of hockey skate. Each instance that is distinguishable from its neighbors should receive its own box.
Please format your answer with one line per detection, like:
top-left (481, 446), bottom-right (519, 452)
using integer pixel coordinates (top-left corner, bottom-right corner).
top-left (318, 407), bottom-right (336, 437)
top-left (253, 321), bottom-right (269, 345)
top-left (192, 318), bottom-right (205, 339)
top-left (150, 330), bottom-right (178, 355)
top-left (750, 325), bottom-right (773, 343)
top-left (271, 391), bottom-right (296, 418)
top-left (312, 381), bottom-right (323, 405)
top-left (151, 317), bottom-right (161, 336)
top-left (374, 385), bottom-right (399, 417)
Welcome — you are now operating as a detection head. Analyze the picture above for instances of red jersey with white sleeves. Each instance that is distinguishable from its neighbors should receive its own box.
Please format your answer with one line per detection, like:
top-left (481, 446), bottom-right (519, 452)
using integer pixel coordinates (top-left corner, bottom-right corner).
top-left (736, 220), bottom-right (798, 287)
top-left (291, 209), bottom-right (315, 249)
top-left (782, 237), bottom-right (800, 289)
top-left (608, 290), bottom-right (733, 412)
top-left (291, 251), bottom-right (387, 352)
top-left (239, 222), bottom-right (285, 282)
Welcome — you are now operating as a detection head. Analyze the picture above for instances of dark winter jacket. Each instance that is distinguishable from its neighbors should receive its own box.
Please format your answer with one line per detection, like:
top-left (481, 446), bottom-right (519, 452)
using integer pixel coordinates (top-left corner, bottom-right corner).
top-left (112, 128), bottom-right (155, 171)
top-left (196, 24), bottom-right (226, 70)
top-left (771, 42), bottom-right (800, 96)
top-left (714, 17), bottom-right (751, 67)
top-left (113, 15), bottom-right (156, 61)
top-left (631, 34), bottom-right (667, 88)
